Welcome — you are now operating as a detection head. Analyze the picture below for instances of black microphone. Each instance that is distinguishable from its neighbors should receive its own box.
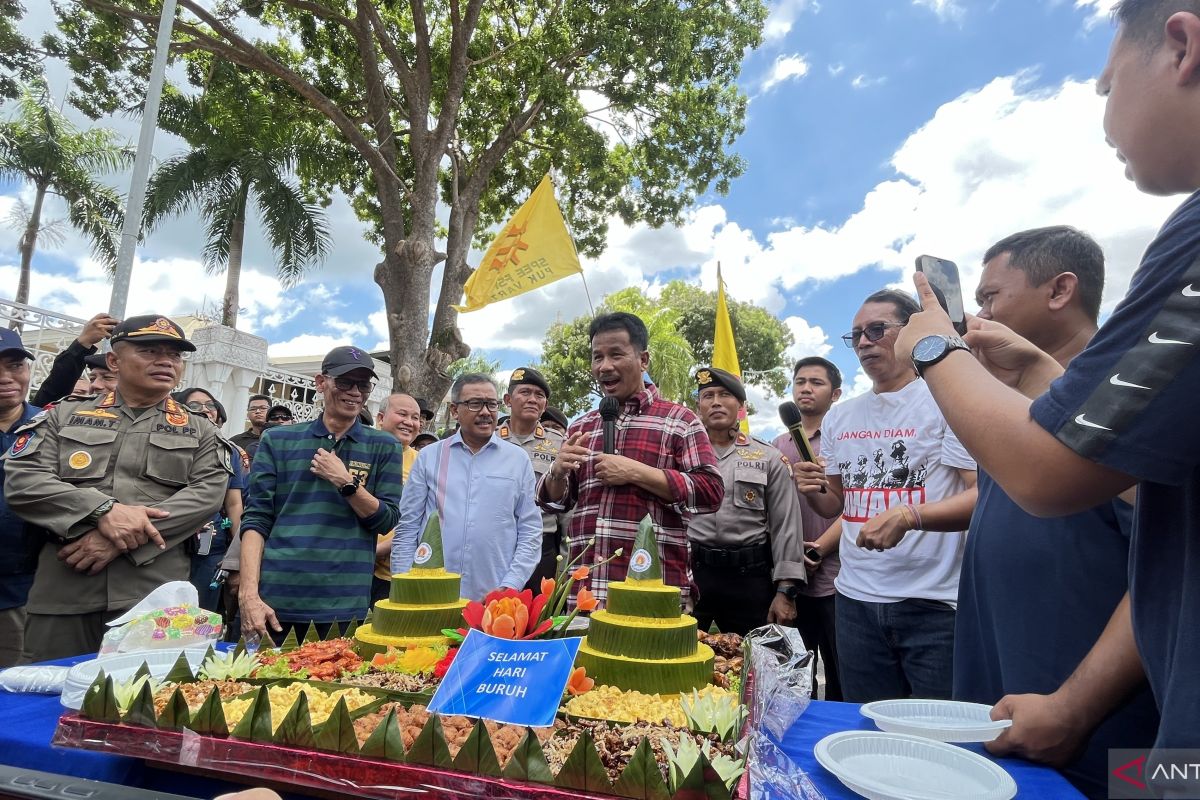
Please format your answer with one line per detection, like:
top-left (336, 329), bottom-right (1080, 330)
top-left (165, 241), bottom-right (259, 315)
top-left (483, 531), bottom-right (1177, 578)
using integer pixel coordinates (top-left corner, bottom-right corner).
top-left (599, 396), bottom-right (620, 455)
top-left (779, 400), bottom-right (825, 493)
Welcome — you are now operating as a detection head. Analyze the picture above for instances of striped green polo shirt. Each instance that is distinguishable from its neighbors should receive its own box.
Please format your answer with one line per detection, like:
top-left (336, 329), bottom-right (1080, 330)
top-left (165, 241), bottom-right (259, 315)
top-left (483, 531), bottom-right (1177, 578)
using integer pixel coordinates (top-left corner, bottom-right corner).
top-left (241, 415), bottom-right (403, 623)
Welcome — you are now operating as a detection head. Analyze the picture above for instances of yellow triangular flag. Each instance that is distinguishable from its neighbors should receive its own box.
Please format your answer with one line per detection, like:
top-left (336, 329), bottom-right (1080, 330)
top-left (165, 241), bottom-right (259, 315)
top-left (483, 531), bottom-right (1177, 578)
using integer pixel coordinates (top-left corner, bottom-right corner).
top-left (712, 264), bottom-right (750, 434)
top-left (454, 175), bottom-right (582, 313)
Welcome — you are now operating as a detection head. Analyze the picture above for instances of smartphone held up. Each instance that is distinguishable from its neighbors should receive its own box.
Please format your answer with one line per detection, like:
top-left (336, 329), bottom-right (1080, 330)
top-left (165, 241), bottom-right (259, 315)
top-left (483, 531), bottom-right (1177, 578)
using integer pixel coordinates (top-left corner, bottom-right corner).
top-left (915, 255), bottom-right (968, 335)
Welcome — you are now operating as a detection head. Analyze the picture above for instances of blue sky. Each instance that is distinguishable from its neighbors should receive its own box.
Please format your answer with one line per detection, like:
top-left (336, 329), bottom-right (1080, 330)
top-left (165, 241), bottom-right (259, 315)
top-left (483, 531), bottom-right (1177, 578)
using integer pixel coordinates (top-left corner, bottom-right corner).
top-left (1, 0), bottom-right (1185, 436)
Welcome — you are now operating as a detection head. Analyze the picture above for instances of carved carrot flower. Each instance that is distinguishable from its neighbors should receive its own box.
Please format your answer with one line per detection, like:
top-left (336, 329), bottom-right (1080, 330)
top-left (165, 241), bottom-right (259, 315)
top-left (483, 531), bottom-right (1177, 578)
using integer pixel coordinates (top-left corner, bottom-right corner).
top-left (566, 666), bottom-right (594, 696)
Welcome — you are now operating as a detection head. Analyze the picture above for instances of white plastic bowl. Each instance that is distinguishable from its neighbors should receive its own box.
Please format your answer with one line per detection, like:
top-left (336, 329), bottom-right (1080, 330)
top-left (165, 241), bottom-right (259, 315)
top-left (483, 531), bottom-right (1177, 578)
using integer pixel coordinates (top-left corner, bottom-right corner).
top-left (815, 730), bottom-right (1017, 800)
top-left (861, 699), bottom-right (1012, 743)
top-left (61, 647), bottom-right (210, 710)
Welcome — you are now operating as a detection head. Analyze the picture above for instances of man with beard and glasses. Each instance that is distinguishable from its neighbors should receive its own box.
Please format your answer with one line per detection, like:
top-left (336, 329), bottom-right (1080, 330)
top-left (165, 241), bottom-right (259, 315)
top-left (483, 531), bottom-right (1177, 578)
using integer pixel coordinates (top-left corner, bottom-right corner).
top-left (392, 374), bottom-right (540, 602)
top-left (238, 346), bottom-right (404, 642)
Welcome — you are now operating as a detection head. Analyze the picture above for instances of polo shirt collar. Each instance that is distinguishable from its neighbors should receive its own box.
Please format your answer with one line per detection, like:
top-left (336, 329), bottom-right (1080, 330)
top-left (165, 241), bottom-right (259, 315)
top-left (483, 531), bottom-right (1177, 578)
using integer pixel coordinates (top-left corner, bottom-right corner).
top-left (308, 414), bottom-right (364, 442)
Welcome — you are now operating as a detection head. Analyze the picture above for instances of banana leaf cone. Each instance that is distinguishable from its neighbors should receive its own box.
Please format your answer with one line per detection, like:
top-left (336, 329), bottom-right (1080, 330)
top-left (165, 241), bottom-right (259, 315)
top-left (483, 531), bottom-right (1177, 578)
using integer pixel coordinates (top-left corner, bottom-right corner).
top-left (156, 686), bottom-right (190, 731)
top-left (500, 728), bottom-right (554, 785)
top-left (81, 672), bottom-right (120, 724)
top-left (358, 706), bottom-right (406, 762)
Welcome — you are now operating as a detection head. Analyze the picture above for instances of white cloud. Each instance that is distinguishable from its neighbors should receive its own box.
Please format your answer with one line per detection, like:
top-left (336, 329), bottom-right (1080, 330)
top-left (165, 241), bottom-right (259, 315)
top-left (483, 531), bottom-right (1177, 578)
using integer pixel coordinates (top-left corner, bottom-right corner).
top-left (760, 54), bottom-right (811, 94)
top-left (1075, 0), bottom-right (1118, 27)
top-left (763, 0), bottom-right (817, 43)
top-left (784, 316), bottom-right (832, 362)
top-left (268, 333), bottom-right (353, 359)
top-left (827, 63), bottom-right (845, 77)
top-left (913, 0), bottom-right (965, 22)
top-left (843, 367), bottom-right (875, 399)
top-left (851, 74), bottom-right (888, 90)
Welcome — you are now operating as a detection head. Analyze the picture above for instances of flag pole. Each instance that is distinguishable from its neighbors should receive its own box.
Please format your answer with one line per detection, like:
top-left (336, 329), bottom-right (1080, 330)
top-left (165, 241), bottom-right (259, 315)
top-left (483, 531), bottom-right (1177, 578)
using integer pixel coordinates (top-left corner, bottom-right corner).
top-left (549, 169), bottom-right (596, 317)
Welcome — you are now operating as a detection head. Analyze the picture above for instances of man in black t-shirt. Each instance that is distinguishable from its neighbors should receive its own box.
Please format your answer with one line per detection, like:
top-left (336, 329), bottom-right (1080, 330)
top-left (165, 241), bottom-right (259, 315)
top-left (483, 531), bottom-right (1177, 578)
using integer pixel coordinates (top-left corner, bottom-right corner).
top-left (893, 3), bottom-right (1200, 785)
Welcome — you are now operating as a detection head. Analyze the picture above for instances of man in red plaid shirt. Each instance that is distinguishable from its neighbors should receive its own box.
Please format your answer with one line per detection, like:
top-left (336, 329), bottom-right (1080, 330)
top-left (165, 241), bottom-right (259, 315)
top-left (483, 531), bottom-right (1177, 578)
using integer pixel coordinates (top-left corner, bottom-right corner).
top-left (537, 312), bottom-right (723, 608)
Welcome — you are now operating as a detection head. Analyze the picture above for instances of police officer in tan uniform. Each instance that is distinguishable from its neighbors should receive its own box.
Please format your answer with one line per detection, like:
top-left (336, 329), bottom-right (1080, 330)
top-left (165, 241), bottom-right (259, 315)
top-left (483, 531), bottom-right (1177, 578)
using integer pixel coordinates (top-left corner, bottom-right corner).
top-left (3, 315), bottom-right (232, 661)
top-left (499, 367), bottom-right (565, 590)
top-left (688, 367), bottom-right (806, 635)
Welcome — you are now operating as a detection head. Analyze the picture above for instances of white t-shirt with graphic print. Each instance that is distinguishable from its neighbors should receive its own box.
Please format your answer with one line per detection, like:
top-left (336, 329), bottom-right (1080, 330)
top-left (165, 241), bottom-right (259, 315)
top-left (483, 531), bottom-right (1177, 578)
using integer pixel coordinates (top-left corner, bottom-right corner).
top-left (821, 378), bottom-right (975, 605)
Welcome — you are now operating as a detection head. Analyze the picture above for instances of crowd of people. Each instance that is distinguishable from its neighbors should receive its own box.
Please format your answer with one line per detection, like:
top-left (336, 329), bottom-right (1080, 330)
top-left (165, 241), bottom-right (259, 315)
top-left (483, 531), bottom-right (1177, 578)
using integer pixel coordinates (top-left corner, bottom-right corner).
top-left (1, 3), bottom-right (1199, 796)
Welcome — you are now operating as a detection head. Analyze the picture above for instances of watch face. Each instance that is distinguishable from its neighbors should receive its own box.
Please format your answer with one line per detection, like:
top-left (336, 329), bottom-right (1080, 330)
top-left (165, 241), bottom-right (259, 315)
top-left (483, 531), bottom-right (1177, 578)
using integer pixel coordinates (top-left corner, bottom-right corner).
top-left (913, 335), bottom-right (946, 363)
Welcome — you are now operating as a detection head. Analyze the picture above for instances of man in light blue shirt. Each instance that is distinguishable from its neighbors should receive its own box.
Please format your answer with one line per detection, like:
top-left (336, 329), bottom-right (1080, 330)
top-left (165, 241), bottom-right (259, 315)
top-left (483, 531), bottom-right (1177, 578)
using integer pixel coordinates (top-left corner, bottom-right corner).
top-left (391, 373), bottom-right (541, 601)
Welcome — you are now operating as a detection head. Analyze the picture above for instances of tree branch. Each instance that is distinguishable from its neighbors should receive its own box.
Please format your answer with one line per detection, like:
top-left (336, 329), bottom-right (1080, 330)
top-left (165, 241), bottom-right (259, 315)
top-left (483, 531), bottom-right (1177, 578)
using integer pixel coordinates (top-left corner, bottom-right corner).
top-left (358, 1), bottom-right (416, 108)
top-left (153, 0), bottom-right (407, 195)
top-left (276, 0), bottom-right (353, 28)
top-left (351, 0), bottom-right (401, 183)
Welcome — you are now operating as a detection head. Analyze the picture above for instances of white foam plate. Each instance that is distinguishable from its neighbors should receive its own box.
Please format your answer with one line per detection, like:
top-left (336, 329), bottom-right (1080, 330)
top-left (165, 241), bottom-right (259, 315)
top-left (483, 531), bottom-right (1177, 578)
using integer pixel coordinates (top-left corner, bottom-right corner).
top-left (61, 648), bottom-right (211, 710)
top-left (860, 699), bottom-right (1012, 743)
top-left (815, 731), bottom-right (1016, 800)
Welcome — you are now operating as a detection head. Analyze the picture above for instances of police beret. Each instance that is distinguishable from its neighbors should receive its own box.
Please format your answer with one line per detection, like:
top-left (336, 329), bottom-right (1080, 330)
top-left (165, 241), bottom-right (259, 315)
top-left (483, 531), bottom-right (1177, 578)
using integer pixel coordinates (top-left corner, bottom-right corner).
top-left (508, 366), bottom-right (550, 399)
top-left (83, 353), bottom-right (110, 371)
top-left (109, 315), bottom-right (196, 351)
top-left (541, 406), bottom-right (569, 431)
top-left (695, 366), bottom-right (746, 404)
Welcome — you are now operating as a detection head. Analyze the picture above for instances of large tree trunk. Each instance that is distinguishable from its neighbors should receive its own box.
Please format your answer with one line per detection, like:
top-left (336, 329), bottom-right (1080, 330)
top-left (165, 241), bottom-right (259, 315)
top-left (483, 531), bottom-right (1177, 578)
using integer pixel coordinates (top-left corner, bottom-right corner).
top-left (14, 182), bottom-right (46, 308)
top-left (221, 188), bottom-right (248, 328)
top-left (375, 154), bottom-right (470, 405)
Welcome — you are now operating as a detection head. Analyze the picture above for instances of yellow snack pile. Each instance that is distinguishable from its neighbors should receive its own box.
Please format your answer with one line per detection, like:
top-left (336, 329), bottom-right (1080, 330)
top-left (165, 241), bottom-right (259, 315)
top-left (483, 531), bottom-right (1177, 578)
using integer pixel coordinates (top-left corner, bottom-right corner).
top-left (562, 683), bottom-right (736, 728)
top-left (222, 684), bottom-right (375, 730)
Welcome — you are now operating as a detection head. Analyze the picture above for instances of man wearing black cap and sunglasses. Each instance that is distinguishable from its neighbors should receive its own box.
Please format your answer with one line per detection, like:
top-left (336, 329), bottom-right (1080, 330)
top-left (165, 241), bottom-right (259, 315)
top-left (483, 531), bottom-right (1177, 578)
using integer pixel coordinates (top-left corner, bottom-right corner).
top-left (5, 315), bottom-right (233, 661)
top-left (238, 345), bottom-right (404, 643)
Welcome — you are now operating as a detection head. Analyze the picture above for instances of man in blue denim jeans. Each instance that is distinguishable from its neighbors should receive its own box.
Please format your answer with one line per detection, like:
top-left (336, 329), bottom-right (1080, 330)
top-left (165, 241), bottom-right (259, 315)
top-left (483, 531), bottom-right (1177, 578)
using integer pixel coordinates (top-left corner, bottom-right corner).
top-left (793, 289), bottom-right (977, 701)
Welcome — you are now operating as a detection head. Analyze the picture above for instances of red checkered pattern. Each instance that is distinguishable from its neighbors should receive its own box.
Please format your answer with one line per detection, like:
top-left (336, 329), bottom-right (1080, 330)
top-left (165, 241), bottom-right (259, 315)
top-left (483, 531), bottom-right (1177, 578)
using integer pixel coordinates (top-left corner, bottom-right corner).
top-left (537, 384), bottom-right (723, 607)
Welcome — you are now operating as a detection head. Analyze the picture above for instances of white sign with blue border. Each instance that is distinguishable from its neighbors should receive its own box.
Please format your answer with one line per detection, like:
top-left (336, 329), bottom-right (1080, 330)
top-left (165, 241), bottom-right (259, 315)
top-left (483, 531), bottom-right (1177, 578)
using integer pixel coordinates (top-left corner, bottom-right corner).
top-left (427, 629), bottom-right (582, 727)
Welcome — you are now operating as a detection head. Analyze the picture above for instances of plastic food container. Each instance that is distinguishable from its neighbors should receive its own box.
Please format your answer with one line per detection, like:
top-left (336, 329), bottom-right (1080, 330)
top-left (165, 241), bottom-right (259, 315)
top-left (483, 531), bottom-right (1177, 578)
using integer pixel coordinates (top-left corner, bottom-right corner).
top-left (814, 730), bottom-right (1017, 800)
top-left (860, 699), bottom-right (1012, 743)
top-left (61, 648), bottom-right (210, 710)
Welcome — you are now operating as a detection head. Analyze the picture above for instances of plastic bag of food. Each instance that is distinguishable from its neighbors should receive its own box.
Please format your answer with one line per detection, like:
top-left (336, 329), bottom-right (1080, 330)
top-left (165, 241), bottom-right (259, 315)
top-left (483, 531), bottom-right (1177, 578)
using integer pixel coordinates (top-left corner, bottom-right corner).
top-left (99, 581), bottom-right (223, 654)
top-left (744, 624), bottom-right (813, 742)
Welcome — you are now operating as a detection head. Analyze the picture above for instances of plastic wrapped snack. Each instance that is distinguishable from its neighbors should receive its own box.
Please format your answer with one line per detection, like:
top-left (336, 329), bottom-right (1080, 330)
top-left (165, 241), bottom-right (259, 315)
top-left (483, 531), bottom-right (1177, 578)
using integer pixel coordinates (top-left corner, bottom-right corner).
top-left (99, 581), bottom-right (223, 655)
top-left (0, 665), bottom-right (69, 694)
top-left (744, 624), bottom-right (813, 743)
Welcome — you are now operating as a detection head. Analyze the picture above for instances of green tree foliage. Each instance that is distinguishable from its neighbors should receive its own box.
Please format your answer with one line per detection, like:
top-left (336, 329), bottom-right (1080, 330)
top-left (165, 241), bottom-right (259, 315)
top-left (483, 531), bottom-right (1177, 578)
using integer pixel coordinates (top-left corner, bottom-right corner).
top-left (143, 66), bottom-right (331, 328)
top-left (0, 79), bottom-right (129, 308)
top-left (48, 0), bottom-right (766, 401)
top-left (660, 281), bottom-right (793, 397)
top-left (0, 1), bottom-right (40, 101)
top-left (540, 280), bottom-right (793, 416)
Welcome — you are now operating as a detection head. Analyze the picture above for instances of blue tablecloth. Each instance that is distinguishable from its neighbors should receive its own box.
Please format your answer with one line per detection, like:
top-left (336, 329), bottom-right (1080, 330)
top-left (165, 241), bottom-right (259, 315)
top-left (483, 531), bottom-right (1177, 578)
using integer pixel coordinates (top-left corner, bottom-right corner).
top-left (0, 656), bottom-right (1084, 799)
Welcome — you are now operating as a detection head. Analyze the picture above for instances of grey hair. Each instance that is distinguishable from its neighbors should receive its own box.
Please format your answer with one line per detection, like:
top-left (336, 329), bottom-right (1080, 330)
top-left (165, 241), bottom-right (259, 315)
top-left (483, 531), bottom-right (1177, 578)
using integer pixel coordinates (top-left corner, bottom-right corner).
top-left (450, 373), bottom-right (497, 402)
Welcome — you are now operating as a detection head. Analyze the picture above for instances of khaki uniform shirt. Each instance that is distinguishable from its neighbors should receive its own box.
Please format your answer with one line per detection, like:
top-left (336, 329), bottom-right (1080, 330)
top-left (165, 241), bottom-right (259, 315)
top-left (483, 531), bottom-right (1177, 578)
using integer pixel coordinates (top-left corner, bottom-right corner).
top-left (685, 432), bottom-right (807, 583)
top-left (500, 423), bottom-right (564, 537)
top-left (2, 391), bottom-right (232, 614)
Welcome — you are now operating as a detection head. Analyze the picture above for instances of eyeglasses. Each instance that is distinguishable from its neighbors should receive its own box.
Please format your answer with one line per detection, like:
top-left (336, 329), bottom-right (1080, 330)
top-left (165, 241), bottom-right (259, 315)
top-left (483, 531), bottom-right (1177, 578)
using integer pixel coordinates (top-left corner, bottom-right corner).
top-left (247, 405), bottom-right (270, 414)
top-left (325, 375), bottom-right (375, 394)
top-left (267, 414), bottom-right (293, 422)
top-left (186, 401), bottom-right (219, 412)
top-left (841, 322), bottom-right (906, 348)
top-left (454, 399), bottom-right (500, 412)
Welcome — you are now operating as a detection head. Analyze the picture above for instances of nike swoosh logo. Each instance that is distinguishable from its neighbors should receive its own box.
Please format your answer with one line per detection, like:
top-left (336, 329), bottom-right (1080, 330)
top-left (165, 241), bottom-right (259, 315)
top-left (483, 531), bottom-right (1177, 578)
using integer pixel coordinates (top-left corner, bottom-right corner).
top-left (1148, 332), bottom-right (1192, 345)
top-left (1184, 284), bottom-right (1200, 297)
top-left (1109, 374), bottom-right (1151, 390)
top-left (1075, 414), bottom-right (1112, 431)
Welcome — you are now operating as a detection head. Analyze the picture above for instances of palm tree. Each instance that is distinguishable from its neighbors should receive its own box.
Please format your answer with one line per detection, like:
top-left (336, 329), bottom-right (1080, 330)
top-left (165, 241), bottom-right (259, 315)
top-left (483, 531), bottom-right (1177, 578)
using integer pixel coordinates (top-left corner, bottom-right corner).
top-left (143, 87), bottom-right (330, 328)
top-left (0, 79), bottom-right (129, 309)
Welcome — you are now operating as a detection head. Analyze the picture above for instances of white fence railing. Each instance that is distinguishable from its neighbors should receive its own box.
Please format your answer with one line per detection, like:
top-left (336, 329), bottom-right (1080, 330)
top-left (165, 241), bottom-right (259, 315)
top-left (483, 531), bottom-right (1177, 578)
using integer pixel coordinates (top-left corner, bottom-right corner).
top-left (0, 299), bottom-right (87, 396)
